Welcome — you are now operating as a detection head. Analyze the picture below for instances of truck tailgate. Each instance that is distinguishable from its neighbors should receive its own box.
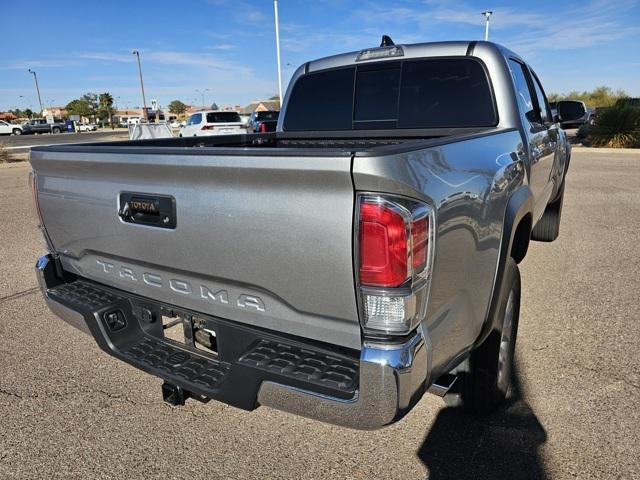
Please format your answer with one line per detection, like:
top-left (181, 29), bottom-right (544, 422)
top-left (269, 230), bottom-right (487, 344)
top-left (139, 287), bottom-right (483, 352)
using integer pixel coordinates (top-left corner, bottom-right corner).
top-left (30, 149), bottom-right (361, 349)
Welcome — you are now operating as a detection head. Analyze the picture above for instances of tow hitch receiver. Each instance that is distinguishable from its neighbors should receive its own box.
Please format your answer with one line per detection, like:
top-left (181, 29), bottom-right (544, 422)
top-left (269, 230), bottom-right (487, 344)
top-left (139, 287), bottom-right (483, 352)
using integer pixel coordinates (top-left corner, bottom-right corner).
top-left (162, 382), bottom-right (210, 406)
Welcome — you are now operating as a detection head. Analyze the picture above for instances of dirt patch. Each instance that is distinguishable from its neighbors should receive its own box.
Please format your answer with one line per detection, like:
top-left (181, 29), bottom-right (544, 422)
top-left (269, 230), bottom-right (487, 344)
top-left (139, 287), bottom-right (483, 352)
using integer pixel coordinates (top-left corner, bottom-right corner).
top-left (0, 143), bottom-right (21, 163)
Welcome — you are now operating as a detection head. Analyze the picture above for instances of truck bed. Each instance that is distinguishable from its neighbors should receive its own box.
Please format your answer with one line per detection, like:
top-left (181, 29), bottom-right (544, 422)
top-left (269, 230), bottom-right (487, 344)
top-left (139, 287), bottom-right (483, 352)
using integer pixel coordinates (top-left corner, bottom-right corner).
top-left (34, 127), bottom-right (501, 155)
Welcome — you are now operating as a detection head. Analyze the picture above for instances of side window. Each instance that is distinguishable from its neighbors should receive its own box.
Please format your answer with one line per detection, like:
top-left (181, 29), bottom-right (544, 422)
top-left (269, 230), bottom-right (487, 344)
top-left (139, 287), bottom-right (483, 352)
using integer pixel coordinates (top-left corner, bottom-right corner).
top-left (508, 59), bottom-right (539, 125)
top-left (530, 70), bottom-right (551, 124)
top-left (187, 113), bottom-right (202, 125)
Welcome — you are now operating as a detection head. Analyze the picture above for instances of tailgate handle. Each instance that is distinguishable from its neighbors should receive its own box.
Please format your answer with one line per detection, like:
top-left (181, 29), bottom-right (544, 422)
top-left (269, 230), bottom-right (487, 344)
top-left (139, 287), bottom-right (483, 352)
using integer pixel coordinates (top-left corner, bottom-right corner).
top-left (118, 193), bottom-right (176, 229)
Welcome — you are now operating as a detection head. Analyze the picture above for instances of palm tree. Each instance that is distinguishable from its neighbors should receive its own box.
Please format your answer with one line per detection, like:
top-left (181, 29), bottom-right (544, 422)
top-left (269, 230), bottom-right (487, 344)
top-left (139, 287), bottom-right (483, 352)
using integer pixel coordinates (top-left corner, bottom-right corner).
top-left (99, 92), bottom-right (115, 126)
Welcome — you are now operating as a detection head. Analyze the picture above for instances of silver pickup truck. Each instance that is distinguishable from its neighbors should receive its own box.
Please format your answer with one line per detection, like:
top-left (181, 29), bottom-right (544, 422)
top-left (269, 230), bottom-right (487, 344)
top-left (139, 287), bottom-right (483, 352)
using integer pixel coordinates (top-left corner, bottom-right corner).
top-left (30, 39), bottom-right (569, 429)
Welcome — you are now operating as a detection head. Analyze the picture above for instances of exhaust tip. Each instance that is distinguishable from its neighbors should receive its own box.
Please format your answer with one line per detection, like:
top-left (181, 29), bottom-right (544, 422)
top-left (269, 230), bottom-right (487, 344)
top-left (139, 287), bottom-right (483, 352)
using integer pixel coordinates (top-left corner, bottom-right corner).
top-left (428, 373), bottom-right (458, 397)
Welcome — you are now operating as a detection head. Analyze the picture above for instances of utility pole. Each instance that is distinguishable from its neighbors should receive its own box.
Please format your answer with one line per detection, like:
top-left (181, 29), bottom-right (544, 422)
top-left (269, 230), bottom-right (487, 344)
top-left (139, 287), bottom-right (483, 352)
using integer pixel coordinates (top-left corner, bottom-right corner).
top-left (28, 69), bottom-right (43, 113)
top-left (273, 0), bottom-right (283, 107)
top-left (132, 50), bottom-right (148, 120)
top-left (196, 88), bottom-right (210, 109)
top-left (481, 11), bottom-right (493, 41)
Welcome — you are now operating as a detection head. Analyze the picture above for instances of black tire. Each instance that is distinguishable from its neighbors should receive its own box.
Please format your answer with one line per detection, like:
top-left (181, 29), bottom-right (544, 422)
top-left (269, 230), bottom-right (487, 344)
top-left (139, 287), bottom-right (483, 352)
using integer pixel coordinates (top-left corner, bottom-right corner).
top-left (52, 127), bottom-right (61, 134)
top-left (531, 182), bottom-right (565, 242)
top-left (12, 129), bottom-right (21, 136)
top-left (445, 258), bottom-right (521, 414)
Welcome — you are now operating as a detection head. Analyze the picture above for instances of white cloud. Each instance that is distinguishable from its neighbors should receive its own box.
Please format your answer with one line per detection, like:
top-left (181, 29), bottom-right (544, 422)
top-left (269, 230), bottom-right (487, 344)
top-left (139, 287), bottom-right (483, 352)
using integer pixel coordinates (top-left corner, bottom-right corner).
top-left (349, 0), bottom-right (640, 55)
top-left (204, 0), bottom-right (269, 25)
top-left (204, 44), bottom-right (236, 51)
top-left (2, 59), bottom-right (81, 70)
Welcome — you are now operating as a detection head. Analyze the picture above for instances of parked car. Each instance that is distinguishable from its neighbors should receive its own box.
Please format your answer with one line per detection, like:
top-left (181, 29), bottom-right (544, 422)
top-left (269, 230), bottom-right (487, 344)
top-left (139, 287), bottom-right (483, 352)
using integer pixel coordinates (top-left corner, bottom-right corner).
top-left (76, 123), bottom-right (97, 132)
top-left (179, 110), bottom-right (247, 136)
top-left (249, 110), bottom-right (279, 132)
top-left (0, 120), bottom-right (22, 135)
top-left (549, 100), bottom-right (588, 128)
top-left (21, 118), bottom-right (67, 135)
top-left (30, 39), bottom-right (570, 430)
top-left (239, 113), bottom-right (251, 127)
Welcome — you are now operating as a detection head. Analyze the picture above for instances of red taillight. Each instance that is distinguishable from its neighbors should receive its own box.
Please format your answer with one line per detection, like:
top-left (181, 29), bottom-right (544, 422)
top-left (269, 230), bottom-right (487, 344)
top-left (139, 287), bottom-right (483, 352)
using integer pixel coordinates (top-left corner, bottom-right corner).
top-left (259, 122), bottom-right (267, 133)
top-left (357, 194), bottom-right (434, 334)
top-left (359, 201), bottom-right (408, 287)
top-left (411, 216), bottom-right (428, 272)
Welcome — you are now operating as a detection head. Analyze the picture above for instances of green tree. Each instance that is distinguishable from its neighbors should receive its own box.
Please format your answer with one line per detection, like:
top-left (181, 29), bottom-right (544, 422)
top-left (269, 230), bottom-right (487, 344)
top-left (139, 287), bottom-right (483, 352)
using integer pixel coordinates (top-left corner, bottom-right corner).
top-left (65, 93), bottom-right (98, 119)
top-left (23, 108), bottom-right (33, 119)
top-left (168, 100), bottom-right (187, 115)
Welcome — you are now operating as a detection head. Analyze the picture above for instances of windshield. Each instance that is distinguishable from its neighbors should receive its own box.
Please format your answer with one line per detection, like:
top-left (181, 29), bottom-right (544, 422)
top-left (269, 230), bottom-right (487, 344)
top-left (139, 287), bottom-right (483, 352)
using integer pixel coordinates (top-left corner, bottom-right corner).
top-left (283, 58), bottom-right (497, 131)
top-left (206, 112), bottom-right (242, 123)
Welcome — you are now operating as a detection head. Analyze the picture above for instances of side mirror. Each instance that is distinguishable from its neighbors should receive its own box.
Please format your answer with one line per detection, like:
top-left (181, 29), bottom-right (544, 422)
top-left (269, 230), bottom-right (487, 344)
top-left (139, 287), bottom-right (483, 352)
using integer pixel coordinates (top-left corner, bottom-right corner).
top-left (553, 113), bottom-right (560, 124)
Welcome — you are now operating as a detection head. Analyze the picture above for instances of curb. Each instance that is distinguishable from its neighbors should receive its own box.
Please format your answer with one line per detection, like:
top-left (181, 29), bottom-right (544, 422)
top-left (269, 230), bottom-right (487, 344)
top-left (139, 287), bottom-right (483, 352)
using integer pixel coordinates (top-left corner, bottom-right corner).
top-left (572, 146), bottom-right (640, 154)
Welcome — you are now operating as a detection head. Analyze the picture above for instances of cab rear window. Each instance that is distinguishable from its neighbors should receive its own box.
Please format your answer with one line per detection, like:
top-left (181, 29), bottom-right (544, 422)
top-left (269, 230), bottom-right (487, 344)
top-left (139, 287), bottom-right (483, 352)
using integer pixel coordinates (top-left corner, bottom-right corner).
top-left (283, 58), bottom-right (497, 131)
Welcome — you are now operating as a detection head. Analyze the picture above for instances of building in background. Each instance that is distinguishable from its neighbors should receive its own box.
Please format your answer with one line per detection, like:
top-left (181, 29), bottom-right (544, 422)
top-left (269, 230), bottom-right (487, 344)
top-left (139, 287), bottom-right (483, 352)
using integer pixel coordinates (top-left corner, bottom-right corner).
top-left (113, 109), bottom-right (144, 126)
top-left (41, 106), bottom-right (67, 118)
top-left (240, 99), bottom-right (280, 114)
top-left (0, 112), bottom-right (18, 122)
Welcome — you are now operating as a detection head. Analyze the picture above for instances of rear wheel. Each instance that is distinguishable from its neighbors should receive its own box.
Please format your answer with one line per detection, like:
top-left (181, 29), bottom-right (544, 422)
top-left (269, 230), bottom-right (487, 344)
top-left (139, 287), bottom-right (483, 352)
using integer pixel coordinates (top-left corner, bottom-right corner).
top-left (445, 258), bottom-right (521, 414)
top-left (52, 127), bottom-right (61, 134)
top-left (12, 128), bottom-right (21, 136)
top-left (531, 182), bottom-right (565, 242)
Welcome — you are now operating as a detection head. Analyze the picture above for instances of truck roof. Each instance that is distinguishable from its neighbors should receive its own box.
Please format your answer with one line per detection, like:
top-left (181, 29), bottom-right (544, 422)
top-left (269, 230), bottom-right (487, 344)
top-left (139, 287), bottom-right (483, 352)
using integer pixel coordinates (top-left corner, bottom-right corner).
top-left (304, 40), bottom-right (522, 73)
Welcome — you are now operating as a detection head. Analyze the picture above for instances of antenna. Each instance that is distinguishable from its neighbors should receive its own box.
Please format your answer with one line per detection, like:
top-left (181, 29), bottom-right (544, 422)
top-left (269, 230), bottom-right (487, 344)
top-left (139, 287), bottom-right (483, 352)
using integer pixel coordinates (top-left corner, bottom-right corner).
top-left (380, 35), bottom-right (395, 47)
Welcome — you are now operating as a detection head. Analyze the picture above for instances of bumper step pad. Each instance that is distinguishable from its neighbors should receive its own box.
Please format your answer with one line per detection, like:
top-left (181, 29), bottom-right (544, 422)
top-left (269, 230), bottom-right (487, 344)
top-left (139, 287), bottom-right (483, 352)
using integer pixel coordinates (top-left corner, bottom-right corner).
top-left (240, 339), bottom-right (358, 393)
top-left (48, 280), bottom-right (124, 310)
top-left (124, 337), bottom-right (228, 391)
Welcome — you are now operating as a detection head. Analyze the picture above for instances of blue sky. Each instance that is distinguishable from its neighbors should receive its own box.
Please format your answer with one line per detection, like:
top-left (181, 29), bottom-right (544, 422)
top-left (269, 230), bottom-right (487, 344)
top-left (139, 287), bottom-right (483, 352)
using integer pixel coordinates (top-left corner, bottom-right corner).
top-left (1, 0), bottom-right (639, 111)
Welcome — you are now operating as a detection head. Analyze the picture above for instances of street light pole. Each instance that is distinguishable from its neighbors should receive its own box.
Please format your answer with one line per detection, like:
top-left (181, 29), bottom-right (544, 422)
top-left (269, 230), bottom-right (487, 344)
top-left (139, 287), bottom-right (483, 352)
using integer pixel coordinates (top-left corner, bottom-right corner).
top-left (273, 0), bottom-right (283, 106)
top-left (481, 11), bottom-right (493, 41)
top-left (132, 50), bottom-right (148, 120)
top-left (28, 69), bottom-right (44, 113)
top-left (196, 88), bottom-right (210, 109)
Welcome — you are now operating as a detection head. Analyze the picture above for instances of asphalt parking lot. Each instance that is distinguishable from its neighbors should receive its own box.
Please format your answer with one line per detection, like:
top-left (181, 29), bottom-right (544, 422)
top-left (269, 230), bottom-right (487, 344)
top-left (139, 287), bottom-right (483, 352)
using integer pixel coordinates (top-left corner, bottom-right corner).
top-left (1, 150), bottom-right (639, 479)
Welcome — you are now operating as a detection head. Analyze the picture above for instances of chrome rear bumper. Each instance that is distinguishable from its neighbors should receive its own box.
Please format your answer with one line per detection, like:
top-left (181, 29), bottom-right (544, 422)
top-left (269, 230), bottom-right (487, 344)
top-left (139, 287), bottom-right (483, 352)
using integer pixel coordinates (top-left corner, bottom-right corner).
top-left (37, 254), bottom-right (431, 429)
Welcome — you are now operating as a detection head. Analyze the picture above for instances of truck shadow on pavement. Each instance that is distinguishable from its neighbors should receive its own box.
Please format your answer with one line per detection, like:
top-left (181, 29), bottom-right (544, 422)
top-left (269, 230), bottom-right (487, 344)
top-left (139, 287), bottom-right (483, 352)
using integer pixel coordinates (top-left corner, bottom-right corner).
top-left (418, 359), bottom-right (547, 480)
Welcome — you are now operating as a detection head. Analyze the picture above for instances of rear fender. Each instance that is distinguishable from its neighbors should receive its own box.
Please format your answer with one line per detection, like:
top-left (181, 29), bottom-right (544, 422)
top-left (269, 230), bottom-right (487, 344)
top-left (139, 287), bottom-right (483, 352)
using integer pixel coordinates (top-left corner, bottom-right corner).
top-left (474, 186), bottom-right (533, 347)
